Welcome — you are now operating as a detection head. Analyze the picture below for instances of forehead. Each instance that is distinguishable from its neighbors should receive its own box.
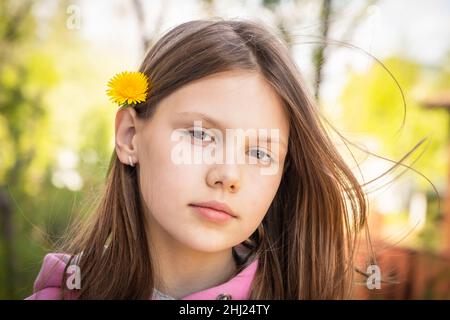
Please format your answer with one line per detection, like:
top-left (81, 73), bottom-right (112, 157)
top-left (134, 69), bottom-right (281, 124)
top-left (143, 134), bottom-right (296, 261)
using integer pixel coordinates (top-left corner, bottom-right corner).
top-left (156, 71), bottom-right (290, 136)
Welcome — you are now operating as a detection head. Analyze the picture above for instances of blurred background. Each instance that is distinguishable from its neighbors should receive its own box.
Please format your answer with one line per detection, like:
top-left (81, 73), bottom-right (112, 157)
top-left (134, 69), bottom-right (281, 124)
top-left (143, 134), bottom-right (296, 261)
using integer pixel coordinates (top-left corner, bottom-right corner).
top-left (0, 0), bottom-right (449, 299)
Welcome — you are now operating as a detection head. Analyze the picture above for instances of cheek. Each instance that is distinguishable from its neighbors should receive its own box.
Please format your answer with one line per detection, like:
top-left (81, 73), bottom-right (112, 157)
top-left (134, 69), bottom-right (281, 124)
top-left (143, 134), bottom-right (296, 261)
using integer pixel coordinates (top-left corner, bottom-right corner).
top-left (249, 167), bottom-right (282, 204)
top-left (137, 139), bottom-right (204, 220)
top-left (239, 172), bottom-right (283, 233)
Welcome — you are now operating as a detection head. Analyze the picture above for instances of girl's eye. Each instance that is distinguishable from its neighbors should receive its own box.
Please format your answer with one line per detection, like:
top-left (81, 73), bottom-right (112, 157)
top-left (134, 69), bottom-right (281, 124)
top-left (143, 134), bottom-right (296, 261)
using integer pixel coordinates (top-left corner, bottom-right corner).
top-left (248, 148), bottom-right (272, 164)
top-left (188, 128), bottom-right (214, 142)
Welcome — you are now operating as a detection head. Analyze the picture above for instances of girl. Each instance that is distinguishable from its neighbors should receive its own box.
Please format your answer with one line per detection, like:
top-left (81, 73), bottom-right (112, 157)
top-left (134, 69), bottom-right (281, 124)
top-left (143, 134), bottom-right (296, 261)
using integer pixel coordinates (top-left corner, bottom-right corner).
top-left (26, 18), bottom-right (368, 300)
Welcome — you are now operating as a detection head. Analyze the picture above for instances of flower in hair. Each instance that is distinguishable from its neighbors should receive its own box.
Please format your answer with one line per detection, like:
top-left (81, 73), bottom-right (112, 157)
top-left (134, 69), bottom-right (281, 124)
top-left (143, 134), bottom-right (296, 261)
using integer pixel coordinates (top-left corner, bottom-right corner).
top-left (106, 71), bottom-right (149, 107)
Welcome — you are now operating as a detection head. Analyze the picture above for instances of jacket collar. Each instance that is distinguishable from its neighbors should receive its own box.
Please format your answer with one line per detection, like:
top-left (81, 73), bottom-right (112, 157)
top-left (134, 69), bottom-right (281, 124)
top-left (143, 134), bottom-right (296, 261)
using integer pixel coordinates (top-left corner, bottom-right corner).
top-left (29, 252), bottom-right (259, 300)
top-left (170, 259), bottom-right (259, 300)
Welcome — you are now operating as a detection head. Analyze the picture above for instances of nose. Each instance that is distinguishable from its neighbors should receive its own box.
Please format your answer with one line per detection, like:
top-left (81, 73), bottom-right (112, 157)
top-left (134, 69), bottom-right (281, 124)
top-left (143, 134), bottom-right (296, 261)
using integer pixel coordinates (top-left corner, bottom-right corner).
top-left (206, 164), bottom-right (241, 193)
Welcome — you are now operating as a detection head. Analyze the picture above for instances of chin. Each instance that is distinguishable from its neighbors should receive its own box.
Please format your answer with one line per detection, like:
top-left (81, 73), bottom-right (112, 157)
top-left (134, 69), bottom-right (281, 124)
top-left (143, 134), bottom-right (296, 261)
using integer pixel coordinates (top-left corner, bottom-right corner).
top-left (179, 235), bottom-right (233, 253)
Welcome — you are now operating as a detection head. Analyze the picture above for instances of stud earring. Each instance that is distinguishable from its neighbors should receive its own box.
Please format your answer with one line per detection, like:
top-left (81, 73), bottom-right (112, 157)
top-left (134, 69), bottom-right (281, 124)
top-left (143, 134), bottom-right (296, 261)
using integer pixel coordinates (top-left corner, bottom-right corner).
top-left (128, 155), bottom-right (135, 167)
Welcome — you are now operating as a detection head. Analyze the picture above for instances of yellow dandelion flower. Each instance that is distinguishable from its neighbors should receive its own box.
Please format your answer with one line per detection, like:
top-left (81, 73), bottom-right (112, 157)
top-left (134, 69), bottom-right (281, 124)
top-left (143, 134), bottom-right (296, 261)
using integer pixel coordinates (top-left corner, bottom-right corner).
top-left (106, 71), bottom-right (149, 106)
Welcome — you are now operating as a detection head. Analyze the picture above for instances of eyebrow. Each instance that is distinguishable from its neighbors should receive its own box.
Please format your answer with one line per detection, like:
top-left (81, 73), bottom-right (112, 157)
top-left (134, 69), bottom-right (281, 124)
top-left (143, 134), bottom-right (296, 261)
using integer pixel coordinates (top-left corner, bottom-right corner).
top-left (174, 111), bottom-right (288, 149)
top-left (175, 111), bottom-right (224, 129)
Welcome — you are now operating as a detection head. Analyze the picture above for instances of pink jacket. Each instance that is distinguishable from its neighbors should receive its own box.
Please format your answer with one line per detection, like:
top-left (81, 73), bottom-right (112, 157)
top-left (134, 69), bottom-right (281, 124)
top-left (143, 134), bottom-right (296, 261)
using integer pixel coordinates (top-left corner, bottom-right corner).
top-left (25, 253), bottom-right (258, 300)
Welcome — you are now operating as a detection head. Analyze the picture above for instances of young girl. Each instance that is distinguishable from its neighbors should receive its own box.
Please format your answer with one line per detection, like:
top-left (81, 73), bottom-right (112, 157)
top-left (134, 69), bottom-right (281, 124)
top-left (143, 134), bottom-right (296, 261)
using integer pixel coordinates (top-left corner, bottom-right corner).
top-left (26, 18), bottom-right (368, 300)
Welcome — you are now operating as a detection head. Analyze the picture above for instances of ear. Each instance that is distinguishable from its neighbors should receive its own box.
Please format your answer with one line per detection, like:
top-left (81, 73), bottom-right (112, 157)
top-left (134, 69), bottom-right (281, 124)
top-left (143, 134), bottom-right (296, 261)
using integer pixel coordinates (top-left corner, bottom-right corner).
top-left (115, 107), bottom-right (140, 167)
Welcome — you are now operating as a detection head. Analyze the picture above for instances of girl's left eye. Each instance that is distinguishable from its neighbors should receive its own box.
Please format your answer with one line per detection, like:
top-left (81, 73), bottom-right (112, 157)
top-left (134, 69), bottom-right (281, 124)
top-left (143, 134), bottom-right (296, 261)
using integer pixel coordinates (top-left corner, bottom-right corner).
top-left (248, 148), bottom-right (272, 164)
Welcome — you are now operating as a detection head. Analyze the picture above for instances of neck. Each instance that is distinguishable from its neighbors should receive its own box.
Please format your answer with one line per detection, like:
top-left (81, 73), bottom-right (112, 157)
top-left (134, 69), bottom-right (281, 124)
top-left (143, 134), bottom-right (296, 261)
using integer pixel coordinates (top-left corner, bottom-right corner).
top-left (147, 219), bottom-right (237, 299)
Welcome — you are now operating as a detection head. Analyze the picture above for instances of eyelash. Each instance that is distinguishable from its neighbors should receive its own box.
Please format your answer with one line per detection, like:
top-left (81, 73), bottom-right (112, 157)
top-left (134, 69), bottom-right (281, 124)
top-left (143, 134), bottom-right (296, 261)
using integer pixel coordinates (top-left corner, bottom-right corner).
top-left (248, 148), bottom-right (273, 164)
top-left (188, 128), bottom-right (215, 142)
top-left (187, 128), bottom-right (273, 164)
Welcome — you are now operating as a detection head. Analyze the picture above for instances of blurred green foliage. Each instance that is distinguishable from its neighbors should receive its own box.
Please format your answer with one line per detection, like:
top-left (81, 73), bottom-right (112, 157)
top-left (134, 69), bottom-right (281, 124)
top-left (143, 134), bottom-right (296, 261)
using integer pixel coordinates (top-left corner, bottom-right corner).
top-left (0, 0), bottom-right (114, 299)
top-left (340, 55), bottom-right (450, 253)
top-left (340, 56), bottom-right (449, 186)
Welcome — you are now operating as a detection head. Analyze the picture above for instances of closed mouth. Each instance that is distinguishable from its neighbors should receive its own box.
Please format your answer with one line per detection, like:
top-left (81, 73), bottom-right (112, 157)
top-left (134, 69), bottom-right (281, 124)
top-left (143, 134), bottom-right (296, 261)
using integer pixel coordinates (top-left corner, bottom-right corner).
top-left (189, 201), bottom-right (237, 218)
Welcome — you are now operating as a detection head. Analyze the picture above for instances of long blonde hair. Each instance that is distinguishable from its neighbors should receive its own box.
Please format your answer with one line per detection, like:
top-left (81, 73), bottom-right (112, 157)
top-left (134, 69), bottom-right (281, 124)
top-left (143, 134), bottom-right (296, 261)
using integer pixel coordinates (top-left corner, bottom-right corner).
top-left (57, 19), bottom-right (369, 299)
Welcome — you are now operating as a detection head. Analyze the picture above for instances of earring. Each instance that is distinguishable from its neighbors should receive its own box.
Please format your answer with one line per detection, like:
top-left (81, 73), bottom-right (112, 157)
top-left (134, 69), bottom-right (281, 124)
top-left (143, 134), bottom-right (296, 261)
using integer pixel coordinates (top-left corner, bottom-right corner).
top-left (128, 155), bottom-right (135, 167)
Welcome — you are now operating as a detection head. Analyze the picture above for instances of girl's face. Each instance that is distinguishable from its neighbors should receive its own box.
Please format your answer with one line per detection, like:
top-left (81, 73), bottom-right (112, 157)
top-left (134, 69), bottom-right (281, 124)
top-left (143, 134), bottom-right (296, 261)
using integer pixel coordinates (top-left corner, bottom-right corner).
top-left (117, 70), bottom-right (289, 253)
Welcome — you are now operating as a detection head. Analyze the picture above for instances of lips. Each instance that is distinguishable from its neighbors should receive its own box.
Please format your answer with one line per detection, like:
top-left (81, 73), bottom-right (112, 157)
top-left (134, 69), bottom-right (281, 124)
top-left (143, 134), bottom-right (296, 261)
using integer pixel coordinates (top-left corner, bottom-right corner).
top-left (189, 201), bottom-right (237, 218)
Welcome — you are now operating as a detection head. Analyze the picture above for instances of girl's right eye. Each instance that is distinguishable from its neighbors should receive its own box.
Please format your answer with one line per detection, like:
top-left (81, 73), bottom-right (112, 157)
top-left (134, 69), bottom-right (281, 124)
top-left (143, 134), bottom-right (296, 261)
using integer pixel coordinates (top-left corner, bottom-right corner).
top-left (188, 128), bottom-right (214, 142)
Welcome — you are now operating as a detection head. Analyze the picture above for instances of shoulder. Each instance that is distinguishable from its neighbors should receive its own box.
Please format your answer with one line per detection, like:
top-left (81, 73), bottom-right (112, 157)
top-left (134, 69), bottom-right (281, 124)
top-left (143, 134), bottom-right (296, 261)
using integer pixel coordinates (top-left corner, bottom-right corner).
top-left (25, 253), bottom-right (78, 300)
